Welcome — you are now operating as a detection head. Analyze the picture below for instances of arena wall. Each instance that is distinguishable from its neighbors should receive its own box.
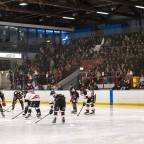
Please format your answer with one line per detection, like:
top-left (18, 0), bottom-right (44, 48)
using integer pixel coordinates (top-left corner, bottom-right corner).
top-left (3, 90), bottom-right (144, 106)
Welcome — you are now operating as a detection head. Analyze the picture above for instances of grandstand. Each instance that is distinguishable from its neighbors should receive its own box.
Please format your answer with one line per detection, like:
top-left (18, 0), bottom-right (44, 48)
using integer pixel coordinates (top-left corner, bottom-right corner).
top-left (0, 0), bottom-right (143, 90)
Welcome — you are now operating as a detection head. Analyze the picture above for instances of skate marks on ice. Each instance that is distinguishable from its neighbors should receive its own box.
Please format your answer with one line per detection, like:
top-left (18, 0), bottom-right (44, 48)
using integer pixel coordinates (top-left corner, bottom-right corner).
top-left (1, 105), bottom-right (144, 144)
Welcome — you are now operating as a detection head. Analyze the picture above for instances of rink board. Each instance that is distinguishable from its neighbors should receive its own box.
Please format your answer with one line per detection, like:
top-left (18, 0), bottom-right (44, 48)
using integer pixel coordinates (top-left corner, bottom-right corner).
top-left (113, 90), bottom-right (144, 106)
top-left (2, 90), bottom-right (144, 106)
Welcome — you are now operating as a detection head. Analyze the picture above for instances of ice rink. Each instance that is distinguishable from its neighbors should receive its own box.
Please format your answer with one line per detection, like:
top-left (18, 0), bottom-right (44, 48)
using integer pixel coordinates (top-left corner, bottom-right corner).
top-left (1, 104), bottom-right (144, 144)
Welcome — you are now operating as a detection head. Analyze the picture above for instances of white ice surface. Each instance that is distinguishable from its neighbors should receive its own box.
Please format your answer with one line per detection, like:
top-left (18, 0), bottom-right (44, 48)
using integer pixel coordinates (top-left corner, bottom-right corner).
top-left (1, 104), bottom-right (144, 144)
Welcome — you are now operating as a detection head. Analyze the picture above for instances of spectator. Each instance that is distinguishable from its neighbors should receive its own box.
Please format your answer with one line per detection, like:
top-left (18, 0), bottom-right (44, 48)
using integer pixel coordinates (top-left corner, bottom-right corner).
top-left (93, 82), bottom-right (99, 90)
top-left (139, 74), bottom-right (144, 89)
top-left (46, 84), bottom-right (52, 90)
top-left (112, 84), bottom-right (118, 90)
top-left (125, 80), bottom-right (131, 90)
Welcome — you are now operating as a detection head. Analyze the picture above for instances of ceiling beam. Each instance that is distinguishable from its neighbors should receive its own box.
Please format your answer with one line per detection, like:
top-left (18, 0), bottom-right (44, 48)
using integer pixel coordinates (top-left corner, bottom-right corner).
top-left (13, 0), bottom-right (140, 19)
top-left (102, 0), bottom-right (142, 7)
top-left (0, 6), bottom-right (102, 24)
top-left (0, 1), bottom-right (10, 10)
top-left (16, 13), bottom-right (41, 18)
top-left (114, 11), bottom-right (136, 18)
top-left (105, 4), bottom-right (122, 22)
top-left (38, 0), bottom-right (45, 14)
top-left (1, 0), bottom-right (142, 14)
top-left (1, 0), bottom-right (16, 4)
top-left (128, 6), bottom-right (140, 16)
top-left (15, 0), bottom-right (100, 12)
top-left (73, 0), bottom-right (79, 6)
top-left (0, 6), bottom-right (66, 18)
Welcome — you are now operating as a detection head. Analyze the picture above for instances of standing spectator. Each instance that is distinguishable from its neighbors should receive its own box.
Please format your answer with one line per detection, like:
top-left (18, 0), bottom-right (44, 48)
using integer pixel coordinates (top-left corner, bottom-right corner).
top-left (139, 74), bottom-right (144, 89)
top-left (125, 80), bottom-right (131, 90)
top-left (93, 82), bottom-right (99, 90)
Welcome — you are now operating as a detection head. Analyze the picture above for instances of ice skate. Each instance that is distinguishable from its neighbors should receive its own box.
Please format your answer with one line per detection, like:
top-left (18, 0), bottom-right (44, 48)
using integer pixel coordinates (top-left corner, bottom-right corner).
top-left (25, 114), bottom-right (31, 119)
top-left (36, 113), bottom-right (41, 119)
top-left (1, 112), bottom-right (5, 118)
top-left (90, 109), bottom-right (95, 115)
top-left (62, 117), bottom-right (65, 124)
top-left (52, 117), bottom-right (57, 124)
top-left (22, 113), bottom-right (26, 116)
top-left (71, 110), bottom-right (77, 114)
top-left (84, 110), bottom-right (89, 115)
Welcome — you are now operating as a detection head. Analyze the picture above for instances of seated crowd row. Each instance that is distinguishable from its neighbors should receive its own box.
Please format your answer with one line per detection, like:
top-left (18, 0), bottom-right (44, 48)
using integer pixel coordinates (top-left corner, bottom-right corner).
top-left (9, 31), bottom-right (144, 90)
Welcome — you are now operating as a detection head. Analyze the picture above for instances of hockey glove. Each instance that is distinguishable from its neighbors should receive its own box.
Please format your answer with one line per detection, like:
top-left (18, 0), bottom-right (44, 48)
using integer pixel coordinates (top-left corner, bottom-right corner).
top-left (13, 100), bottom-right (17, 104)
top-left (49, 109), bottom-right (53, 115)
top-left (70, 98), bottom-right (74, 102)
top-left (2, 101), bottom-right (6, 107)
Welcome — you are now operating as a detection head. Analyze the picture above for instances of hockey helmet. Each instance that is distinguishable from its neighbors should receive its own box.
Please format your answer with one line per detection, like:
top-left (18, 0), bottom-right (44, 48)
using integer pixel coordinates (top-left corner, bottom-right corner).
top-left (69, 87), bottom-right (75, 92)
top-left (69, 84), bottom-right (75, 92)
top-left (27, 80), bottom-right (32, 86)
top-left (50, 90), bottom-right (56, 95)
top-left (16, 85), bottom-right (21, 90)
top-left (27, 89), bottom-right (33, 93)
top-left (0, 88), bottom-right (3, 93)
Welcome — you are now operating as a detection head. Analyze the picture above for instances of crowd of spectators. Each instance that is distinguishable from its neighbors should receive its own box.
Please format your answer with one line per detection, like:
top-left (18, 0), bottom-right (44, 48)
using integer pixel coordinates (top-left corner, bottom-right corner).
top-left (8, 30), bottom-right (144, 90)
top-left (79, 31), bottom-right (144, 89)
top-left (10, 31), bottom-right (104, 90)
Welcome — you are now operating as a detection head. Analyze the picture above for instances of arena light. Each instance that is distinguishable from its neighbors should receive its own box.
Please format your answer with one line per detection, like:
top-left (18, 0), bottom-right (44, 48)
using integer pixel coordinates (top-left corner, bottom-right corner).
top-left (19, 2), bottom-right (28, 6)
top-left (97, 11), bottom-right (109, 15)
top-left (135, 5), bottom-right (144, 9)
top-left (80, 67), bottom-right (84, 70)
top-left (63, 17), bottom-right (75, 20)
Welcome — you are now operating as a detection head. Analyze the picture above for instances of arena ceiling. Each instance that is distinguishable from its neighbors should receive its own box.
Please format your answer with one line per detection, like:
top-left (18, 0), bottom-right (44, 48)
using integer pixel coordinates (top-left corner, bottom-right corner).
top-left (0, 0), bottom-right (144, 28)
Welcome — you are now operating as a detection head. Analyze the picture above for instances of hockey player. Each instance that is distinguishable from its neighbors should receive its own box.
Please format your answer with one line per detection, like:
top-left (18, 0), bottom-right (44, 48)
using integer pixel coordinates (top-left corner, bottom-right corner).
top-left (23, 81), bottom-right (34, 116)
top-left (49, 90), bottom-right (66, 124)
top-left (25, 80), bottom-right (34, 92)
top-left (69, 84), bottom-right (79, 113)
top-left (11, 86), bottom-right (24, 110)
top-left (25, 89), bottom-right (41, 119)
top-left (0, 88), bottom-right (6, 117)
top-left (80, 86), bottom-right (96, 115)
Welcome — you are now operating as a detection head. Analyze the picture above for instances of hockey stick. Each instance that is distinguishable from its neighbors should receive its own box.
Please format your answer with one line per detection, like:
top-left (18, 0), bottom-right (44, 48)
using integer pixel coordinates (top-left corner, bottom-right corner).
top-left (12, 110), bottom-right (24, 120)
top-left (3, 108), bottom-right (9, 112)
top-left (77, 105), bottom-right (84, 116)
top-left (35, 113), bottom-right (50, 124)
top-left (3, 105), bottom-right (12, 112)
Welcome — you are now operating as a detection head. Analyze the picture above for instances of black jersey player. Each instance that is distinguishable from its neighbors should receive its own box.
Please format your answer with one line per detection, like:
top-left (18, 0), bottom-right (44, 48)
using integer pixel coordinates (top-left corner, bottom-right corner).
top-left (49, 91), bottom-right (66, 124)
top-left (0, 88), bottom-right (6, 117)
top-left (25, 80), bottom-right (34, 93)
top-left (69, 84), bottom-right (79, 113)
top-left (12, 86), bottom-right (24, 110)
